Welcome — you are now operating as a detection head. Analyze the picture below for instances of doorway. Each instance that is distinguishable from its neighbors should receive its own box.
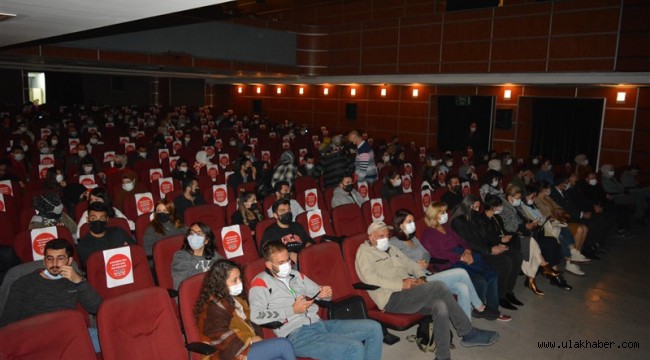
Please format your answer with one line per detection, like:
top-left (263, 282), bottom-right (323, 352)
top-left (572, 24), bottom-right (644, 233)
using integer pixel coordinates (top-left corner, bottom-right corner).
top-left (28, 72), bottom-right (46, 105)
top-left (436, 95), bottom-right (494, 155)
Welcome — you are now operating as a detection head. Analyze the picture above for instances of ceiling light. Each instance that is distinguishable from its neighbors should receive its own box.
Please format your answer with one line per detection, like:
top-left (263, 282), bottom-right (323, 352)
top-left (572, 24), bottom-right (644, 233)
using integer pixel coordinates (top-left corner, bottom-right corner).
top-left (351, 88), bottom-right (356, 96)
top-left (276, 87), bottom-right (282, 94)
top-left (256, 87), bottom-right (261, 94)
top-left (381, 88), bottom-right (387, 97)
top-left (616, 92), bottom-right (626, 103)
top-left (504, 89), bottom-right (512, 100)
top-left (323, 88), bottom-right (329, 95)
top-left (237, 86), bottom-right (243, 94)
top-left (412, 89), bottom-right (419, 97)
top-left (299, 87), bottom-right (304, 95)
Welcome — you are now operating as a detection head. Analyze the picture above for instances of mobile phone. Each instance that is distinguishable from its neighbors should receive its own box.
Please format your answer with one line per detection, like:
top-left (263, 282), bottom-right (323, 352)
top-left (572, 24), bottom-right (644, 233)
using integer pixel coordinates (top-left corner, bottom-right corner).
top-left (305, 290), bottom-right (321, 301)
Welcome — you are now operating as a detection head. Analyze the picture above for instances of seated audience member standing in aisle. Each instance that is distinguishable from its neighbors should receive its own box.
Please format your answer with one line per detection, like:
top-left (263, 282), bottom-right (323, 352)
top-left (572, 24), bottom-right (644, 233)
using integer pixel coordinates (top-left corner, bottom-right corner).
top-left (356, 222), bottom-right (500, 360)
top-left (174, 177), bottom-right (205, 223)
top-left (76, 202), bottom-right (135, 266)
top-left (331, 173), bottom-right (366, 209)
top-left (195, 259), bottom-right (296, 360)
top-left (266, 181), bottom-right (304, 220)
top-left (260, 199), bottom-right (313, 263)
top-left (171, 222), bottom-right (221, 290)
top-left (348, 129), bottom-right (378, 184)
top-left (250, 241), bottom-right (383, 360)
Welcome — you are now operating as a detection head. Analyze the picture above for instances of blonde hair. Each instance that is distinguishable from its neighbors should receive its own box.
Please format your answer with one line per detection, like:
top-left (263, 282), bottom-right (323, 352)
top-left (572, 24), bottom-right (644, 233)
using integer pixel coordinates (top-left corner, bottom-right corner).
top-left (505, 184), bottom-right (522, 197)
top-left (424, 201), bottom-right (448, 228)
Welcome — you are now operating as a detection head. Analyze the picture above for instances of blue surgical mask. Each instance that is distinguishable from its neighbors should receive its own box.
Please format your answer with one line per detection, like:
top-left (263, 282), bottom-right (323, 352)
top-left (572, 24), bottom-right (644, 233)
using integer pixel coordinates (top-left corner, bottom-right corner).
top-left (43, 269), bottom-right (63, 280)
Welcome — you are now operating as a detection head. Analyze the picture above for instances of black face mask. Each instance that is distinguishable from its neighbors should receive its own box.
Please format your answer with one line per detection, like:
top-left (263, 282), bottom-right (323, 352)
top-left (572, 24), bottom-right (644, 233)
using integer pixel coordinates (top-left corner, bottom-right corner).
top-left (452, 185), bottom-right (461, 193)
top-left (89, 220), bottom-right (108, 234)
top-left (157, 213), bottom-right (170, 223)
top-left (191, 189), bottom-right (201, 198)
top-left (278, 212), bottom-right (293, 225)
top-left (343, 184), bottom-right (354, 193)
top-left (282, 193), bottom-right (291, 200)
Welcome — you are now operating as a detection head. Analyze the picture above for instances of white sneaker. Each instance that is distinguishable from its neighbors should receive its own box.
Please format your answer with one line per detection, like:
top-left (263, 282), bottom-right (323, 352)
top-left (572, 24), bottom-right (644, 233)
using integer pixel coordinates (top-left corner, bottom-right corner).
top-left (565, 262), bottom-right (585, 276)
top-left (570, 249), bottom-right (591, 263)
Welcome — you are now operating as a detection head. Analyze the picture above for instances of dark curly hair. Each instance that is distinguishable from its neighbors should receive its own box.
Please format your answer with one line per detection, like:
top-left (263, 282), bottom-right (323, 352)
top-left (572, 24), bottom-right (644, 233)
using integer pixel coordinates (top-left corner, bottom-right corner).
top-left (194, 259), bottom-right (241, 319)
top-left (181, 222), bottom-right (216, 260)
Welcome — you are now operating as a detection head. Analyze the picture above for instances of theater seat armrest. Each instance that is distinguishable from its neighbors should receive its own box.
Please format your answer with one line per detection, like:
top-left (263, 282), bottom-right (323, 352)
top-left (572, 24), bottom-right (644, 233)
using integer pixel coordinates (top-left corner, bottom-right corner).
top-left (353, 282), bottom-right (380, 291)
top-left (186, 342), bottom-right (216, 355)
top-left (315, 299), bottom-right (332, 308)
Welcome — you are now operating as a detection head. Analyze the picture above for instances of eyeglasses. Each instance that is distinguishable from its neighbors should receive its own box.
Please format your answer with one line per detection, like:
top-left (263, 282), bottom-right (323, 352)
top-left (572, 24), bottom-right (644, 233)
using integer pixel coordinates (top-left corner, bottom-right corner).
top-left (189, 231), bottom-right (205, 236)
top-left (45, 255), bottom-right (68, 262)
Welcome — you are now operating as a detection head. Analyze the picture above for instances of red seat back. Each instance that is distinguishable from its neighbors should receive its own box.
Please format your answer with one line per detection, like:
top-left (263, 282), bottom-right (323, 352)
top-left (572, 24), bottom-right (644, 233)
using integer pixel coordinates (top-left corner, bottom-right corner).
top-left (296, 209), bottom-right (335, 243)
top-left (134, 212), bottom-right (153, 247)
top-left (389, 193), bottom-right (418, 218)
top-left (296, 187), bottom-right (328, 213)
top-left (294, 176), bottom-right (319, 195)
top-left (86, 245), bottom-right (154, 300)
top-left (254, 218), bottom-right (277, 250)
top-left (331, 203), bottom-right (365, 237)
top-left (98, 287), bottom-right (187, 360)
top-left (0, 310), bottom-right (96, 360)
top-left (13, 227), bottom-right (77, 263)
top-left (361, 198), bottom-right (393, 228)
top-left (215, 225), bottom-right (259, 266)
top-left (299, 242), bottom-right (355, 300)
top-left (184, 204), bottom-right (226, 232)
top-left (153, 235), bottom-right (185, 291)
top-left (178, 272), bottom-right (207, 360)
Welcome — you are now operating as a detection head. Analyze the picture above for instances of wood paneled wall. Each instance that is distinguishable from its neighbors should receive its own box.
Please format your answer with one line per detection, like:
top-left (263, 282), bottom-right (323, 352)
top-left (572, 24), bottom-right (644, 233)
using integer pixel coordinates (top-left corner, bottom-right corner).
top-left (222, 83), bottom-right (644, 170)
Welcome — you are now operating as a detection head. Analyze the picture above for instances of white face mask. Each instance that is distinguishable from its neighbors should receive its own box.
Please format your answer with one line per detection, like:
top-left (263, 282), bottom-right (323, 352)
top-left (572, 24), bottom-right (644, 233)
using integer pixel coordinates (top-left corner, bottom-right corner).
top-left (187, 234), bottom-right (205, 250)
top-left (122, 182), bottom-right (135, 192)
top-left (392, 178), bottom-right (402, 187)
top-left (404, 222), bottom-right (416, 235)
top-left (51, 139), bottom-right (59, 146)
top-left (511, 198), bottom-right (522, 207)
top-left (40, 147), bottom-right (51, 154)
top-left (505, 159), bottom-right (512, 165)
top-left (494, 209), bottom-right (502, 215)
top-left (229, 141), bottom-right (237, 146)
top-left (89, 138), bottom-right (98, 144)
top-left (229, 282), bottom-right (243, 296)
top-left (55, 174), bottom-right (64, 183)
top-left (491, 179), bottom-right (499, 187)
top-left (52, 203), bottom-right (64, 215)
top-left (438, 213), bottom-right (448, 225)
top-left (527, 199), bottom-right (534, 206)
top-left (43, 269), bottom-right (63, 280)
top-left (588, 179), bottom-right (598, 186)
top-left (532, 158), bottom-right (540, 165)
top-left (375, 237), bottom-right (389, 252)
top-left (83, 165), bottom-right (94, 174)
top-left (139, 152), bottom-right (147, 158)
top-left (22, 145), bottom-right (28, 151)
top-left (305, 163), bottom-right (314, 170)
top-left (77, 150), bottom-right (88, 158)
top-left (274, 262), bottom-right (292, 278)
top-left (179, 166), bottom-right (188, 173)
top-left (13, 153), bottom-right (24, 161)
top-left (608, 170), bottom-right (615, 177)
top-left (382, 156), bottom-right (390, 163)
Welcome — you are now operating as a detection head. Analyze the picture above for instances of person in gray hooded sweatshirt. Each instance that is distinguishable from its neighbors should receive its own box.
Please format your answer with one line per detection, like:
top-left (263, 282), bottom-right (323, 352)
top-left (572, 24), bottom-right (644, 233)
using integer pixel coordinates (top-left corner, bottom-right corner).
top-left (271, 150), bottom-right (298, 189)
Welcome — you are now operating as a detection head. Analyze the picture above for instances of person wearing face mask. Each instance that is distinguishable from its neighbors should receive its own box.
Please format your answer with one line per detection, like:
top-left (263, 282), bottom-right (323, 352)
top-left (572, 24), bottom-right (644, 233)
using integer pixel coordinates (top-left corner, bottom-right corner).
top-left (228, 157), bottom-right (256, 195)
top-left (0, 239), bottom-right (102, 351)
top-left (195, 259), bottom-right (297, 360)
top-left (601, 164), bottom-right (650, 226)
top-left (76, 187), bottom-right (134, 241)
top-left (8, 146), bottom-right (28, 182)
top-left (29, 192), bottom-right (78, 236)
top-left (381, 171), bottom-right (404, 200)
top-left (76, 202), bottom-right (135, 267)
top-left (259, 199), bottom-right (313, 262)
top-left (331, 174), bottom-right (366, 209)
top-left (297, 154), bottom-right (323, 179)
top-left (266, 181), bottom-right (304, 220)
top-left (174, 177), bottom-right (206, 223)
top-left (171, 222), bottom-right (221, 290)
top-left (535, 159), bottom-right (555, 185)
top-left (441, 175), bottom-right (464, 211)
top-left (578, 172), bottom-right (632, 237)
top-left (509, 165), bottom-right (535, 198)
top-left (113, 175), bottom-right (145, 213)
top-left (143, 200), bottom-right (187, 258)
top-left (171, 158), bottom-right (192, 182)
top-left (388, 209), bottom-right (491, 323)
top-left (479, 170), bottom-right (504, 201)
top-left (231, 192), bottom-right (263, 236)
top-left (534, 181), bottom-right (590, 275)
top-left (250, 241), bottom-right (382, 360)
top-left (356, 220), bottom-right (500, 360)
